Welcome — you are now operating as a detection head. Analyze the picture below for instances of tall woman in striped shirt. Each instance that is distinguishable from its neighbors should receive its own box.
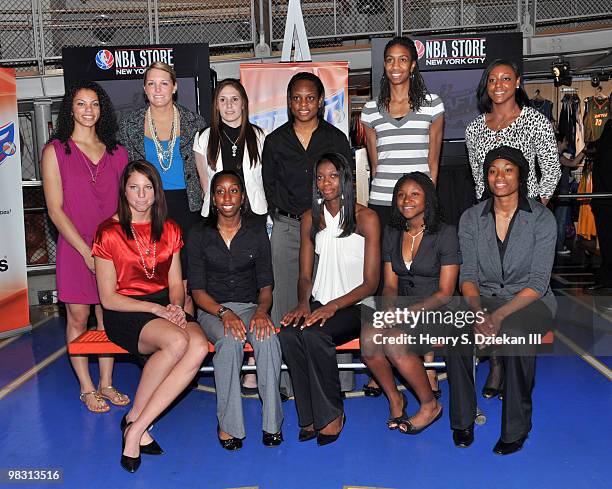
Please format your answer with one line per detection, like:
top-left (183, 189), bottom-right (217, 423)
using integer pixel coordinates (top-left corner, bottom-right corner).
top-left (361, 36), bottom-right (444, 396)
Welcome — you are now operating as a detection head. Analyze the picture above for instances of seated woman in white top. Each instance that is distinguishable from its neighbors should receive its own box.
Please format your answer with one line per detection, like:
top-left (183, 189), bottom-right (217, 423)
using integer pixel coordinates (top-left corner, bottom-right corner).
top-left (193, 78), bottom-right (268, 227)
top-left (278, 153), bottom-right (380, 446)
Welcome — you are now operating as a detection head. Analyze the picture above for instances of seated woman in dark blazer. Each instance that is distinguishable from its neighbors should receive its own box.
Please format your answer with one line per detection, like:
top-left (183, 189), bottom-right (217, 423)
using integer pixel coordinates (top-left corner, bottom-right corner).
top-left (361, 172), bottom-right (459, 435)
top-left (450, 145), bottom-right (556, 455)
top-left (188, 170), bottom-right (282, 450)
top-left (279, 153), bottom-right (380, 446)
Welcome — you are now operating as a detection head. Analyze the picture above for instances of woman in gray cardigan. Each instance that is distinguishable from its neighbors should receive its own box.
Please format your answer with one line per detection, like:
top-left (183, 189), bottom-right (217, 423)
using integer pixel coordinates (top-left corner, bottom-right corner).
top-left (449, 145), bottom-right (556, 455)
top-left (119, 61), bottom-right (207, 314)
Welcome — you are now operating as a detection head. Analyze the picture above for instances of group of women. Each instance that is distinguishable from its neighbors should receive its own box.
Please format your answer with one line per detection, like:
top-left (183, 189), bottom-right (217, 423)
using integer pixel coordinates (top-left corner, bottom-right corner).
top-left (42, 35), bottom-right (560, 473)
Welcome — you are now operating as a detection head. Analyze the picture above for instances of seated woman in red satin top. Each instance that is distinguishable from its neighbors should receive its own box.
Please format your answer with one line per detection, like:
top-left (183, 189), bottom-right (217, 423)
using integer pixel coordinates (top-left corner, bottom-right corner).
top-left (93, 160), bottom-right (208, 473)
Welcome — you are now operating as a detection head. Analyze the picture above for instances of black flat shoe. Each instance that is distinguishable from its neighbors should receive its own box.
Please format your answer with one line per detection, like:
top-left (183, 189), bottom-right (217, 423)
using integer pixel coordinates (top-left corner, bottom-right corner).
top-left (241, 385), bottom-right (259, 396)
top-left (482, 387), bottom-right (503, 399)
top-left (453, 427), bottom-right (474, 448)
top-left (317, 414), bottom-right (346, 446)
top-left (362, 383), bottom-right (383, 397)
top-left (262, 431), bottom-right (283, 446)
top-left (217, 426), bottom-right (242, 451)
top-left (120, 414), bottom-right (163, 455)
top-left (298, 428), bottom-right (318, 442)
top-left (121, 422), bottom-right (141, 473)
top-left (398, 406), bottom-right (443, 435)
top-left (493, 435), bottom-right (527, 455)
top-left (387, 392), bottom-right (408, 430)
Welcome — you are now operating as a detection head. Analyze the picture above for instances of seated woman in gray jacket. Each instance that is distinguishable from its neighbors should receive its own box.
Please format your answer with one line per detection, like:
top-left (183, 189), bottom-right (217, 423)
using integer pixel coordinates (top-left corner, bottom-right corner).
top-left (450, 145), bottom-right (556, 455)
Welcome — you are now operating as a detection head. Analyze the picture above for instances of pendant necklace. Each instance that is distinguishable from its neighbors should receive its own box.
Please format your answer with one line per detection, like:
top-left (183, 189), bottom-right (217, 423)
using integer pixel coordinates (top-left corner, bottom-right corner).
top-left (74, 142), bottom-right (101, 184)
top-left (405, 227), bottom-right (425, 261)
top-left (223, 130), bottom-right (240, 158)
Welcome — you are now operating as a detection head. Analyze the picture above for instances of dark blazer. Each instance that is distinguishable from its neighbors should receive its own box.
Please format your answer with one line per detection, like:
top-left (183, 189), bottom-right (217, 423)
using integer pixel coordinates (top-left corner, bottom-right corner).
top-left (118, 104), bottom-right (207, 212)
top-left (458, 197), bottom-right (556, 314)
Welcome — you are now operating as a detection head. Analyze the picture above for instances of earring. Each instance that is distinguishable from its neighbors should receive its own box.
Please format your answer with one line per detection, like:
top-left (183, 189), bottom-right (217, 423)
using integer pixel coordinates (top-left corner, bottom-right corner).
top-left (341, 193), bottom-right (345, 201)
top-left (317, 198), bottom-right (323, 205)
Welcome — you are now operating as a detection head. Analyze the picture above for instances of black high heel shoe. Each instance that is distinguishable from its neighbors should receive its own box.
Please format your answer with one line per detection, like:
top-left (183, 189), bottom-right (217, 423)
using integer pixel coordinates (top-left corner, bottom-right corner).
top-left (317, 414), bottom-right (346, 446)
top-left (298, 427), bottom-right (318, 442)
top-left (362, 381), bottom-right (383, 397)
top-left (482, 356), bottom-right (504, 400)
top-left (120, 414), bottom-right (164, 455)
top-left (217, 426), bottom-right (242, 451)
top-left (121, 422), bottom-right (141, 473)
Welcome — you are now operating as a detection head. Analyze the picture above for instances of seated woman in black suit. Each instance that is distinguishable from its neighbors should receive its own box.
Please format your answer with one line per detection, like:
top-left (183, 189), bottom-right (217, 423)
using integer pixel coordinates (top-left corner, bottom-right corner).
top-left (361, 172), bottom-right (459, 434)
top-left (450, 145), bottom-right (556, 454)
top-left (279, 152), bottom-right (380, 446)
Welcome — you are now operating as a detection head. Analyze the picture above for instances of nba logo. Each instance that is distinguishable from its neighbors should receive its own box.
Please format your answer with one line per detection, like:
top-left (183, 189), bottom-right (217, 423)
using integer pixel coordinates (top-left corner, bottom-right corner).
top-left (414, 40), bottom-right (425, 60)
top-left (95, 50), bottom-right (114, 70)
top-left (0, 122), bottom-right (16, 166)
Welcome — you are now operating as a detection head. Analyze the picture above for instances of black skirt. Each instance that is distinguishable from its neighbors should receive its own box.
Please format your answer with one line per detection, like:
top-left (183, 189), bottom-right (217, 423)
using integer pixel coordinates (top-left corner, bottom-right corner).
top-left (103, 288), bottom-right (196, 355)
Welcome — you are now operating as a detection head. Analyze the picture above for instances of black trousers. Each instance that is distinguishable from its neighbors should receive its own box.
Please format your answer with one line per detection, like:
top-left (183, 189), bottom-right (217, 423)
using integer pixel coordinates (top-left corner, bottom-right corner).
top-left (445, 298), bottom-right (553, 442)
top-left (592, 205), bottom-right (612, 287)
top-left (278, 302), bottom-right (360, 430)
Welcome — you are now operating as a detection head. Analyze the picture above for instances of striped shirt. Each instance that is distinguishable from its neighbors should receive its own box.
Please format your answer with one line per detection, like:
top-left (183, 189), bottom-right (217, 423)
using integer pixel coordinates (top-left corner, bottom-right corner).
top-left (361, 94), bottom-right (444, 206)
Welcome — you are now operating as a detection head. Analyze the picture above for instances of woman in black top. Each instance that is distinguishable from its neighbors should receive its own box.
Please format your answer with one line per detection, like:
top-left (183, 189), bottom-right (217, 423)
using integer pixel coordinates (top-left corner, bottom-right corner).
top-left (361, 172), bottom-right (460, 435)
top-left (262, 73), bottom-right (352, 328)
top-left (188, 170), bottom-right (282, 450)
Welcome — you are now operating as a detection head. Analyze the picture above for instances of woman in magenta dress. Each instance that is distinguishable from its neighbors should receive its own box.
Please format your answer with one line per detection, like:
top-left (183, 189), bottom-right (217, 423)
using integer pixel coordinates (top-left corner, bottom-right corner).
top-left (42, 80), bottom-right (130, 413)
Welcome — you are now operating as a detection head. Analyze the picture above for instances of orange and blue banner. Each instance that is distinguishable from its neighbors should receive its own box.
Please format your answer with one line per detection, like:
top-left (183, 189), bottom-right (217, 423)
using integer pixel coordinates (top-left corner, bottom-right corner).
top-left (240, 62), bottom-right (349, 137)
top-left (0, 68), bottom-right (29, 337)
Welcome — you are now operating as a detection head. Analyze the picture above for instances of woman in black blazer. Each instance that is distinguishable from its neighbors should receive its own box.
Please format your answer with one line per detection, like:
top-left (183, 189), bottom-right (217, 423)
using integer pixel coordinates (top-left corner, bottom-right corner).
top-left (450, 145), bottom-right (556, 455)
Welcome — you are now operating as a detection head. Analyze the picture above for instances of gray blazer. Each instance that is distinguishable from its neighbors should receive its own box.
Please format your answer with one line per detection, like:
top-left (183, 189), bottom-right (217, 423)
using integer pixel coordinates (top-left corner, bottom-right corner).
top-left (458, 197), bottom-right (556, 313)
top-left (118, 104), bottom-right (207, 212)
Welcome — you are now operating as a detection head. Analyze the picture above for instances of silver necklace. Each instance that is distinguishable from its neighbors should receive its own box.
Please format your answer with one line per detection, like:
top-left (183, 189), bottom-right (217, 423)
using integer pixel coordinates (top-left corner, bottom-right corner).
top-left (405, 227), bottom-right (425, 261)
top-left (223, 130), bottom-right (240, 158)
top-left (131, 224), bottom-right (157, 279)
top-left (147, 105), bottom-right (179, 172)
top-left (74, 142), bottom-right (101, 184)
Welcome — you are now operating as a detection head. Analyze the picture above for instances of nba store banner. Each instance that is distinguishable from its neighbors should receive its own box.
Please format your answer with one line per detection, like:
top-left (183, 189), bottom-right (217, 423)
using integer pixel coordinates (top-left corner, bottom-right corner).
top-left (0, 68), bottom-right (30, 337)
top-left (240, 62), bottom-right (349, 137)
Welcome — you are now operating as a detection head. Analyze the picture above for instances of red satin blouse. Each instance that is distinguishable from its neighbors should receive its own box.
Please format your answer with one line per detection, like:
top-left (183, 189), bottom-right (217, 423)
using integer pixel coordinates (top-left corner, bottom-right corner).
top-left (92, 218), bottom-right (183, 296)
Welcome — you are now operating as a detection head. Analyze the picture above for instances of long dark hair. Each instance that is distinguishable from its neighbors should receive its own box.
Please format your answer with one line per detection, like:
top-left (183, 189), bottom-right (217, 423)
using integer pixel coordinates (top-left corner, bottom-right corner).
top-left (310, 153), bottom-right (356, 242)
top-left (206, 78), bottom-right (264, 170)
top-left (50, 80), bottom-right (119, 155)
top-left (286, 72), bottom-right (325, 123)
top-left (378, 37), bottom-right (429, 114)
top-left (118, 160), bottom-right (167, 242)
top-left (206, 170), bottom-right (251, 227)
top-left (389, 172), bottom-right (441, 233)
top-left (476, 59), bottom-right (530, 114)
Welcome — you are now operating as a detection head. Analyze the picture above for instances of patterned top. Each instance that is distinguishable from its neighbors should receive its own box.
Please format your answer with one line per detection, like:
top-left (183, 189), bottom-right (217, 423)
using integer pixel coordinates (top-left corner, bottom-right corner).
top-left (361, 94), bottom-right (444, 206)
top-left (465, 106), bottom-right (560, 199)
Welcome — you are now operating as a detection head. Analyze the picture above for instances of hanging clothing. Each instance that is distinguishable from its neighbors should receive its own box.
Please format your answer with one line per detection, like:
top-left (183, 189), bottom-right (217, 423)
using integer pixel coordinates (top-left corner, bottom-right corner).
top-left (559, 94), bottom-right (580, 153)
top-left (531, 98), bottom-right (554, 121)
top-left (583, 96), bottom-right (610, 143)
top-left (576, 161), bottom-right (597, 239)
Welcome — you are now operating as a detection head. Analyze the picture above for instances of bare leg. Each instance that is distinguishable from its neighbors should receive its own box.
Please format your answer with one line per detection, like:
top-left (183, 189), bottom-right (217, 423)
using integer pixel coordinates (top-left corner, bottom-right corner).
top-left (242, 353), bottom-right (257, 389)
top-left (363, 355), bottom-right (405, 421)
top-left (66, 303), bottom-right (107, 412)
top-left (424, 351), bottom-right (439, 391)
top-left (123, 321), bottom-right (208, 458)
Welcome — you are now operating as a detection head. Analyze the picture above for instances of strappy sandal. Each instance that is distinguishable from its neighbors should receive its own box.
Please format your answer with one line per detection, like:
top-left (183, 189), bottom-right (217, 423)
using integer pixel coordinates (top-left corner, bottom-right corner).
top-left (98, 385), bottom-right (131, 406)
top-left (387, 392), bottom-right (408, 430)
top-left (398, 406), bottom-right (443, 435)
top-left (79, 390), bottom-right (110, 413)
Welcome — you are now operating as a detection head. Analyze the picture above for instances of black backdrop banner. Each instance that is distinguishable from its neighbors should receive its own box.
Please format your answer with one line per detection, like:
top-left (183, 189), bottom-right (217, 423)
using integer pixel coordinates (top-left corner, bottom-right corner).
top-left (62, 44), bottom-right (212, 122)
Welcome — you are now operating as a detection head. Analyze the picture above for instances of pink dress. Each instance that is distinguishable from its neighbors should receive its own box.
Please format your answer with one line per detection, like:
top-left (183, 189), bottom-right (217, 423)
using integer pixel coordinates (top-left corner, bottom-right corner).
top-left (50, 139), bottom-right (128, 304)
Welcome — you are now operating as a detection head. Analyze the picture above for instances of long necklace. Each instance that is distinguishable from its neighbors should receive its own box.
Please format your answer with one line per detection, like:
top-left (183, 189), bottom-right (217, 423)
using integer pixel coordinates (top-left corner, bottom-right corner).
top-left (405, 227), bottom-right (425, 260)
top-left (131, 224), bottom-right (157, 279)
top-left (74, 142), bottom-right (101, 184)
top-left (222, 130), bottom-right (240, 158)
top-left (147, 105), bottom-right (179, 172)
top-left (217, 222), bottom-right (241, 248)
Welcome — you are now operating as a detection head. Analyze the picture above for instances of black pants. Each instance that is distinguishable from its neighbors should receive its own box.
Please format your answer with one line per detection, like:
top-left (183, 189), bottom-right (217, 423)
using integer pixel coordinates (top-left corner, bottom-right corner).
top-left (592, 205), bottom-right (612, 287)
top-left (278, 302), bottom-right (360, 430)
top-left (445, 298), bottom-right (553, 442)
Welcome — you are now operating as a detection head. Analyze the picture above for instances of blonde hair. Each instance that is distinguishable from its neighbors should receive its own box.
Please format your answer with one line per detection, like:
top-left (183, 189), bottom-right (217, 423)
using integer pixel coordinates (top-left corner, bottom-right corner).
top-left (144, 61), bottom-right (177, 85)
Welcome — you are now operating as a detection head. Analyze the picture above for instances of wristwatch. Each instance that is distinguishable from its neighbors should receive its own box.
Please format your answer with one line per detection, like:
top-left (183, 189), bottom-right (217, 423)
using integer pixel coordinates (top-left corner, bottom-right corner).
top-left (216, 305), bottom-right (231, 319)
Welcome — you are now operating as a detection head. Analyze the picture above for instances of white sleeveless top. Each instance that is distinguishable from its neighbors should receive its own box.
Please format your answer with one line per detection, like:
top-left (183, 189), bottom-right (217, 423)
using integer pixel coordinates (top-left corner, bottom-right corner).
top-left (311, 206), bottom-right (365, 305)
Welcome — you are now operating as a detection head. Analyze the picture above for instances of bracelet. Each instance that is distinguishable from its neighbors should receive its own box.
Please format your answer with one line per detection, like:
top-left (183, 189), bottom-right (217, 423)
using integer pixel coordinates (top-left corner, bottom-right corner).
top-left (216, 305), bottom-right (231, 319)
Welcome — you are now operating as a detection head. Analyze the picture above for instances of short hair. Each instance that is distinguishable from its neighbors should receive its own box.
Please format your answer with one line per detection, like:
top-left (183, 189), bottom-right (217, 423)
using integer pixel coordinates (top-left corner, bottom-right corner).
top-left (286, 72), bottom-right (325, 123)
top-left (482, 155), bottom-right (529, 200)
top-left (144, 61), bottom-right (177, 85)
top-left (310, 152), bottom-right (356, 242)
top-left (476, 59), bottom-right (530, 114)
top-left (206, 170), bottom-right (251, 227)
top-left (389, 172), bottom-right (441, 233)
top-left (117, 160), bottom-right (167, 242)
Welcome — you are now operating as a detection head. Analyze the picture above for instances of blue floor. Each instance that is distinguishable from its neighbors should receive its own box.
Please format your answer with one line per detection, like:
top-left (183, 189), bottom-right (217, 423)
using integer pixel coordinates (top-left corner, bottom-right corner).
top-left (1, 252), bottom-right (611, 488)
